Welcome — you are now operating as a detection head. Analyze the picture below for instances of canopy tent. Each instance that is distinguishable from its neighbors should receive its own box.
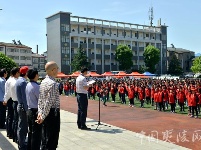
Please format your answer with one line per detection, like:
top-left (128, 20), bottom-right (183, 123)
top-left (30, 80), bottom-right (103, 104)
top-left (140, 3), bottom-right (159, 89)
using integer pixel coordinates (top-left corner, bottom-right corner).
top-left (71, 71), bottom-right (80, 77)
top-left (143, 72), bottom-right (156, 76)
top-left (114, 71), bottom-right (130, 78)
top-left (128, 72), bottom-right (143, 76)
top-left (56, 72), bottom-right (69, 78)
top-left (86, 72), bottom-right (102, 77)
top-left (101, 72), bottom-right (115, 76)
top-left (127, 72), bottom-right (148, 78)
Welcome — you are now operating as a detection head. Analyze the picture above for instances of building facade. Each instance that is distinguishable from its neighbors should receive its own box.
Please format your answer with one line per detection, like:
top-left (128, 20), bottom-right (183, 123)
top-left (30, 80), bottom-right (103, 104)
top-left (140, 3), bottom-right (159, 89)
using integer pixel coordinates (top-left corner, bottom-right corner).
top-left (167, 47), bottom-right (195, 73)
top-left (32, 53), bottom-right (45, 71)
top-left (0, 41), bottom-right (32, 67)
top-left (46, 11), bottom-right (168, 74)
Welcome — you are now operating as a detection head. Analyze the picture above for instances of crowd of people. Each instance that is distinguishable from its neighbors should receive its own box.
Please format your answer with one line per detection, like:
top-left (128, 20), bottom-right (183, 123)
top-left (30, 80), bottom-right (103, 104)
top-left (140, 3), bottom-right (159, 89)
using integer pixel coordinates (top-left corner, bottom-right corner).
top-left (60, 77), bottom-right (201, 118)
top-left (0, 61), bottom-right (60, 150)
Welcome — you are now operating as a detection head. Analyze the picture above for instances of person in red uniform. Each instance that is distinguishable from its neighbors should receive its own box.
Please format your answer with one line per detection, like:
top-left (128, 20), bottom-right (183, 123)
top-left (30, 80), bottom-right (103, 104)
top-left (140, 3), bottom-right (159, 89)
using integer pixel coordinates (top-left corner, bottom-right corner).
top-left (158, 87), bottom-right (164, 111)
top-left (178, 86), bottom-right (185, 112)
top-left (154, 88), bottom-right (159, 110)
top-left (110, 84), bottom-right (116, 102)
top-left (138, 85), bottom-right (145, 108)
top-left (169, 89), bottom-right (175, 113)
top-left (145, 85), bottom-right (151, 104)
top-left (162, 86), bottom-right (169, 110)
top-left (127, 85), bottom-right (135, 107)
top-left (189, 88), bottom-right (198, 118)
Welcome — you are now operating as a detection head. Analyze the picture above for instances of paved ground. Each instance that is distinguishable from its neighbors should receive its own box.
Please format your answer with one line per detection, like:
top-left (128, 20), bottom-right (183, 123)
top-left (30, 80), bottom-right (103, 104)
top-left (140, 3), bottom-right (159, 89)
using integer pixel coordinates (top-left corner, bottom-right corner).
top-left (0, 95), bottom-right (199, 150)
top-left (60, 95), bottom-right (201, 150)
top-left (0, 110), bottom-right (189, 150)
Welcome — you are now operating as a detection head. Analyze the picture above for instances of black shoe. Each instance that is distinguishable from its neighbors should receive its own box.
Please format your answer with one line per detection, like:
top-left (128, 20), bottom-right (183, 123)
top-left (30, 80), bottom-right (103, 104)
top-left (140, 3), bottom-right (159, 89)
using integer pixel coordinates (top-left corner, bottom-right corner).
top-left (80, 126), bottom-right (91, 130)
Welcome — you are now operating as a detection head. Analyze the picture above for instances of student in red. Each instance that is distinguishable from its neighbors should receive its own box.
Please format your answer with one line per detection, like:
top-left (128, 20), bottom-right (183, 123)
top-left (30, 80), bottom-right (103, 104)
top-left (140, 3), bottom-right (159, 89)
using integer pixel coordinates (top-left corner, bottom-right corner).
top-left (169, 89), bottom-right (175, 113)
top-left (90, 85), bottom-right (96, 100)
top-left (63, 82), bottom-right (69, 96)
top-left (197, 89), bottom-right (201, 114)
top-left (162, 86), bottom-right (169, 110)
top-left (110, 84), bottom-right (116, 102)
top-left (189, 88), bottom-right (198, 118)
top-left (145, 85), bottom-right (151, 104)
top-left (119, 84), bottom-right (126, 104)
top-left (158, 87), bottom-right (164, 111)
top-left (127, 85), bottom-right (135, 107)
top-left (151, 85), bottom-right (155, 106)
top-left (138, 85), bottom-right (145, 108)
top-left (177, 87), bottom-right (185, 112)
top-left (153, 88), bottom-right (159, 110)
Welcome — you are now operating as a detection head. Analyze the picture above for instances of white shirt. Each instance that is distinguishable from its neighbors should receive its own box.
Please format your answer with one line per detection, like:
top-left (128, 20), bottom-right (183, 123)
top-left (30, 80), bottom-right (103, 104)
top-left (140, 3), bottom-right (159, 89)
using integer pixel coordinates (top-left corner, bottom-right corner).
top-left (4, 76), bottom-right (13, 102)
top-left (10, 77), bottom-right (18, 101)
top-left (76, 74), bottom-right (88, 94)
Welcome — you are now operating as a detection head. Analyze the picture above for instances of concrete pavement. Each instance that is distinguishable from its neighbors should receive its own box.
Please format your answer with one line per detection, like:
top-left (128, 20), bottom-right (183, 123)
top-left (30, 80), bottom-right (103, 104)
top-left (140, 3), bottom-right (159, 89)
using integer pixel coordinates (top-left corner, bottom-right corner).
top-left (0, 110), bottom-right (190, 150)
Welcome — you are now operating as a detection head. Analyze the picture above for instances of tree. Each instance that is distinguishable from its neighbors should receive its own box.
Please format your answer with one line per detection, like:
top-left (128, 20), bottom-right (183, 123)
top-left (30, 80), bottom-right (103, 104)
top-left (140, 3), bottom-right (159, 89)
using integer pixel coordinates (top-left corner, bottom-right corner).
top-left (0, 52), bottom-right (17, 74)
top-left (191, 56), bottom-right (201, 73)
top-left (71, 46), bottom-right (90, 72)
top-left (168, 54), bottom-right (183, 75)
top-left (115, 44), bottom-right (133, 71)
top-left (143, 45), bottom-right (160, 73)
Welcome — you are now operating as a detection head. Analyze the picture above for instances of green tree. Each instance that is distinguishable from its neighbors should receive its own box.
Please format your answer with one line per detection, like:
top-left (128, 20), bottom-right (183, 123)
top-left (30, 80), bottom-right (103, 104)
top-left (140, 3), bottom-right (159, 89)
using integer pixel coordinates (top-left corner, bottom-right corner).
top-left (143, 45), bottom-right (160, 73)
top-left (0, 52), bottom-right (17, 74)
top-left (115, 44), bottom-right (133, 71)
top-left (191, 56), bottom-right (201, 73)
top-left (168, 54), bottom-right (183, 75)
top-left (71, 46), bottom-right (90, 72)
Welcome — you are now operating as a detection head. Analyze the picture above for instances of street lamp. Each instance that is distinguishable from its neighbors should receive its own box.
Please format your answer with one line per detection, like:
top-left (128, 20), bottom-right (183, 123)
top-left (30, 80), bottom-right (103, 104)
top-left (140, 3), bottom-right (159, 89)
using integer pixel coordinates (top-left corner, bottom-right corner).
top-left (0, 9), bottom-right (2, 10)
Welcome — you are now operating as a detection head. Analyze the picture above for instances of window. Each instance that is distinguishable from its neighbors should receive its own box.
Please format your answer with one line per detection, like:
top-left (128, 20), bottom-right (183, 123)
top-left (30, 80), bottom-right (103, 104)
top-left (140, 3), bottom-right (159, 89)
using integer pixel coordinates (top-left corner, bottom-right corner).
top-left (146, 34), bottom-right (149, 37)
top-left (61, 36), bottom-right (69, 43)
top-left (40, 58), bottom-right (44, 62)
top-left (20, 49), bottom-right (26, 53)
top-left (135, 33), bottom-right (138, 37)
top-left (20, 56), bottom-right (26, 60)
top-left (40, 64), bottom-right (45, 69)
top-left (61, 24), bottom-right (69, 31)
top-left (26, 57), bottom-right (31, 60)
top-left (0, 47), bottom-right (3, 51)
top-left (33, 58), bottom-right (38, 63)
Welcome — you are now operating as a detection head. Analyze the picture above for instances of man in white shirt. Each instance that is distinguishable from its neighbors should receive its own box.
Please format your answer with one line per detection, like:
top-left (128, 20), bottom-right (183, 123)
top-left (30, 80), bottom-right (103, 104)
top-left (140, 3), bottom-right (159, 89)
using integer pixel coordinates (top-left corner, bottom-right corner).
top-left (4, 67), bottom-right (20, 143)
top-left (76, 67), bottom-right (91, 130)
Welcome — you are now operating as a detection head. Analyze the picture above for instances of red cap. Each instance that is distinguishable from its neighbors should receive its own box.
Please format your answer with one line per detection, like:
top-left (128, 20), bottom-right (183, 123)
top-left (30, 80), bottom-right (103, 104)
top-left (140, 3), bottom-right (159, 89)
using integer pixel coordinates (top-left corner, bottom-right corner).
top-left (20, 66), bottom-right (29, 74)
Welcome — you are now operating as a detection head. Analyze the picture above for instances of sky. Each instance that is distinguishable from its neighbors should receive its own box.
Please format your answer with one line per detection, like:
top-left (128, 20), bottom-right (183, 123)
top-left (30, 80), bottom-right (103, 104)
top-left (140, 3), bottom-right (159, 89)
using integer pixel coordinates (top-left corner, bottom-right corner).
top-left (0, 0), bottom-right (201, 54)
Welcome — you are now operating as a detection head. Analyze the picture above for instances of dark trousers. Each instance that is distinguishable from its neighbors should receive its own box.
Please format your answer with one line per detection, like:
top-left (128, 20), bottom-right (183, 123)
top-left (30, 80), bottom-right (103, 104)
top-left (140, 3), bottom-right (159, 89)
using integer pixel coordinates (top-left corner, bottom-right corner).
top-left (170, 103), bottom-right (175, 112)
top-left (129, 98), bottom-right (134, 105)
top-left (179, 102), bottom-right (185, 111)
top-left (17, 107), bottom-right (28, 150)
top-left (12, 101), bottom-right (18, 143)
top-left (121, 93), bottom-right (126, 104)
top-left (27, 109), bottom-right (42, 150)
top-left (111, 94), bottom-right (115, 102)
top-left (0, 101), bottom-right (6, 128)
top-left (192, 106), bottom-right (198, 117)
top-left (41, 109), bottom-right (60, 150)
top-left (158, 102), bottom-right (163, 111)
top-left (6, 98), bottom-right (14, 137)
top-left (77, 93), bottom-right (88, 128)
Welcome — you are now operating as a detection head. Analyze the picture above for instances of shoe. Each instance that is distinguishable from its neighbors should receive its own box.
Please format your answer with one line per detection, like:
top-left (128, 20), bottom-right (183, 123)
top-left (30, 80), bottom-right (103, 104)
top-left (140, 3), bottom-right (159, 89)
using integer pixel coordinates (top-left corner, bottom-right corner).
top-left (80, 126), bottom-right (91, 130)
top-left (195, 116), bottom-right (198, 119)
top-left (190, 115), bottom-right (194, 118)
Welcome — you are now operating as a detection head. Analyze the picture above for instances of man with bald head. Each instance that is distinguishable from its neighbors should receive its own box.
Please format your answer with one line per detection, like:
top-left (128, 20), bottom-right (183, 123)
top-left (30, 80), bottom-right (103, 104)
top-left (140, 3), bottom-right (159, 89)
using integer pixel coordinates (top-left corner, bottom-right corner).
top-left (37, 61), bottom-right (60, 150)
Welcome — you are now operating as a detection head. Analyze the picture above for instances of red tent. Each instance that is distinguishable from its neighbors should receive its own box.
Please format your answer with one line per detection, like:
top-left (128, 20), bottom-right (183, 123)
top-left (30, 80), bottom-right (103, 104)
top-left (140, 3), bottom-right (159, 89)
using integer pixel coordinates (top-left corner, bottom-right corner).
top-left (101, 72), bottom-right (115, 76)
top-left (114, 71), bottom-right (129, 77)
top-left (71, 71), bottom-right (80, 77)
top-left (128, 72), bottom-right (143, 76)
top-left (86, 72), bottom-right (102, 77)
top-left (57, 72), bottom-right (69, 78)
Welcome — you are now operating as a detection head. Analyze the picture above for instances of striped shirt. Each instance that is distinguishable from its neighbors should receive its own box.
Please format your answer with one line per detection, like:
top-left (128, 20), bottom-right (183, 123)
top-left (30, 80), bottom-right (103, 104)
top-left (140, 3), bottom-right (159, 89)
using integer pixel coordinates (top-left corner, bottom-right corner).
top-left (38, 75), bottom-right (60, 120)
top-left (76, 74), bottom-right (88, 94)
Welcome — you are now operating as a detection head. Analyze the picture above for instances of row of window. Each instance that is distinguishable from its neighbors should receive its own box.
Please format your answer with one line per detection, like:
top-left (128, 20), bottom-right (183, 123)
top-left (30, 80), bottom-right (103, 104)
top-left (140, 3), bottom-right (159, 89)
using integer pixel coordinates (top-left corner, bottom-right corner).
top-left (7, 48), bottom-right (32, 53)
top-left (7, 56), bottom-right (32, 60)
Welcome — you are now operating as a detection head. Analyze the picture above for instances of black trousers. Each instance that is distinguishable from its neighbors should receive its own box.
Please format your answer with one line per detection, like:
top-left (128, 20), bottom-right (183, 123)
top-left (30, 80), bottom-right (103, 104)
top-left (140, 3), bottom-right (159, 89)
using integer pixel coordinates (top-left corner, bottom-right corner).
top-left (27, 109), bottom-right (42, 150)
top-left (6, 98), bottom-right (14, 137)
top-left (12, 101), bottom-right (18, 143)
top-left (192, 106), bottom-right (198, 117)
top-left (170, 103), bottom-right (175, 112)
top-left (41, 109), bottom-right (60, 150)
top-left (17, 106), bottom-right (28, 150)
top-left (0, 101), bottom-right (6, 128)
top-left (77, 93), bottom-right (88, 128)
top-left (111, 94), bottom-right (115, 102)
